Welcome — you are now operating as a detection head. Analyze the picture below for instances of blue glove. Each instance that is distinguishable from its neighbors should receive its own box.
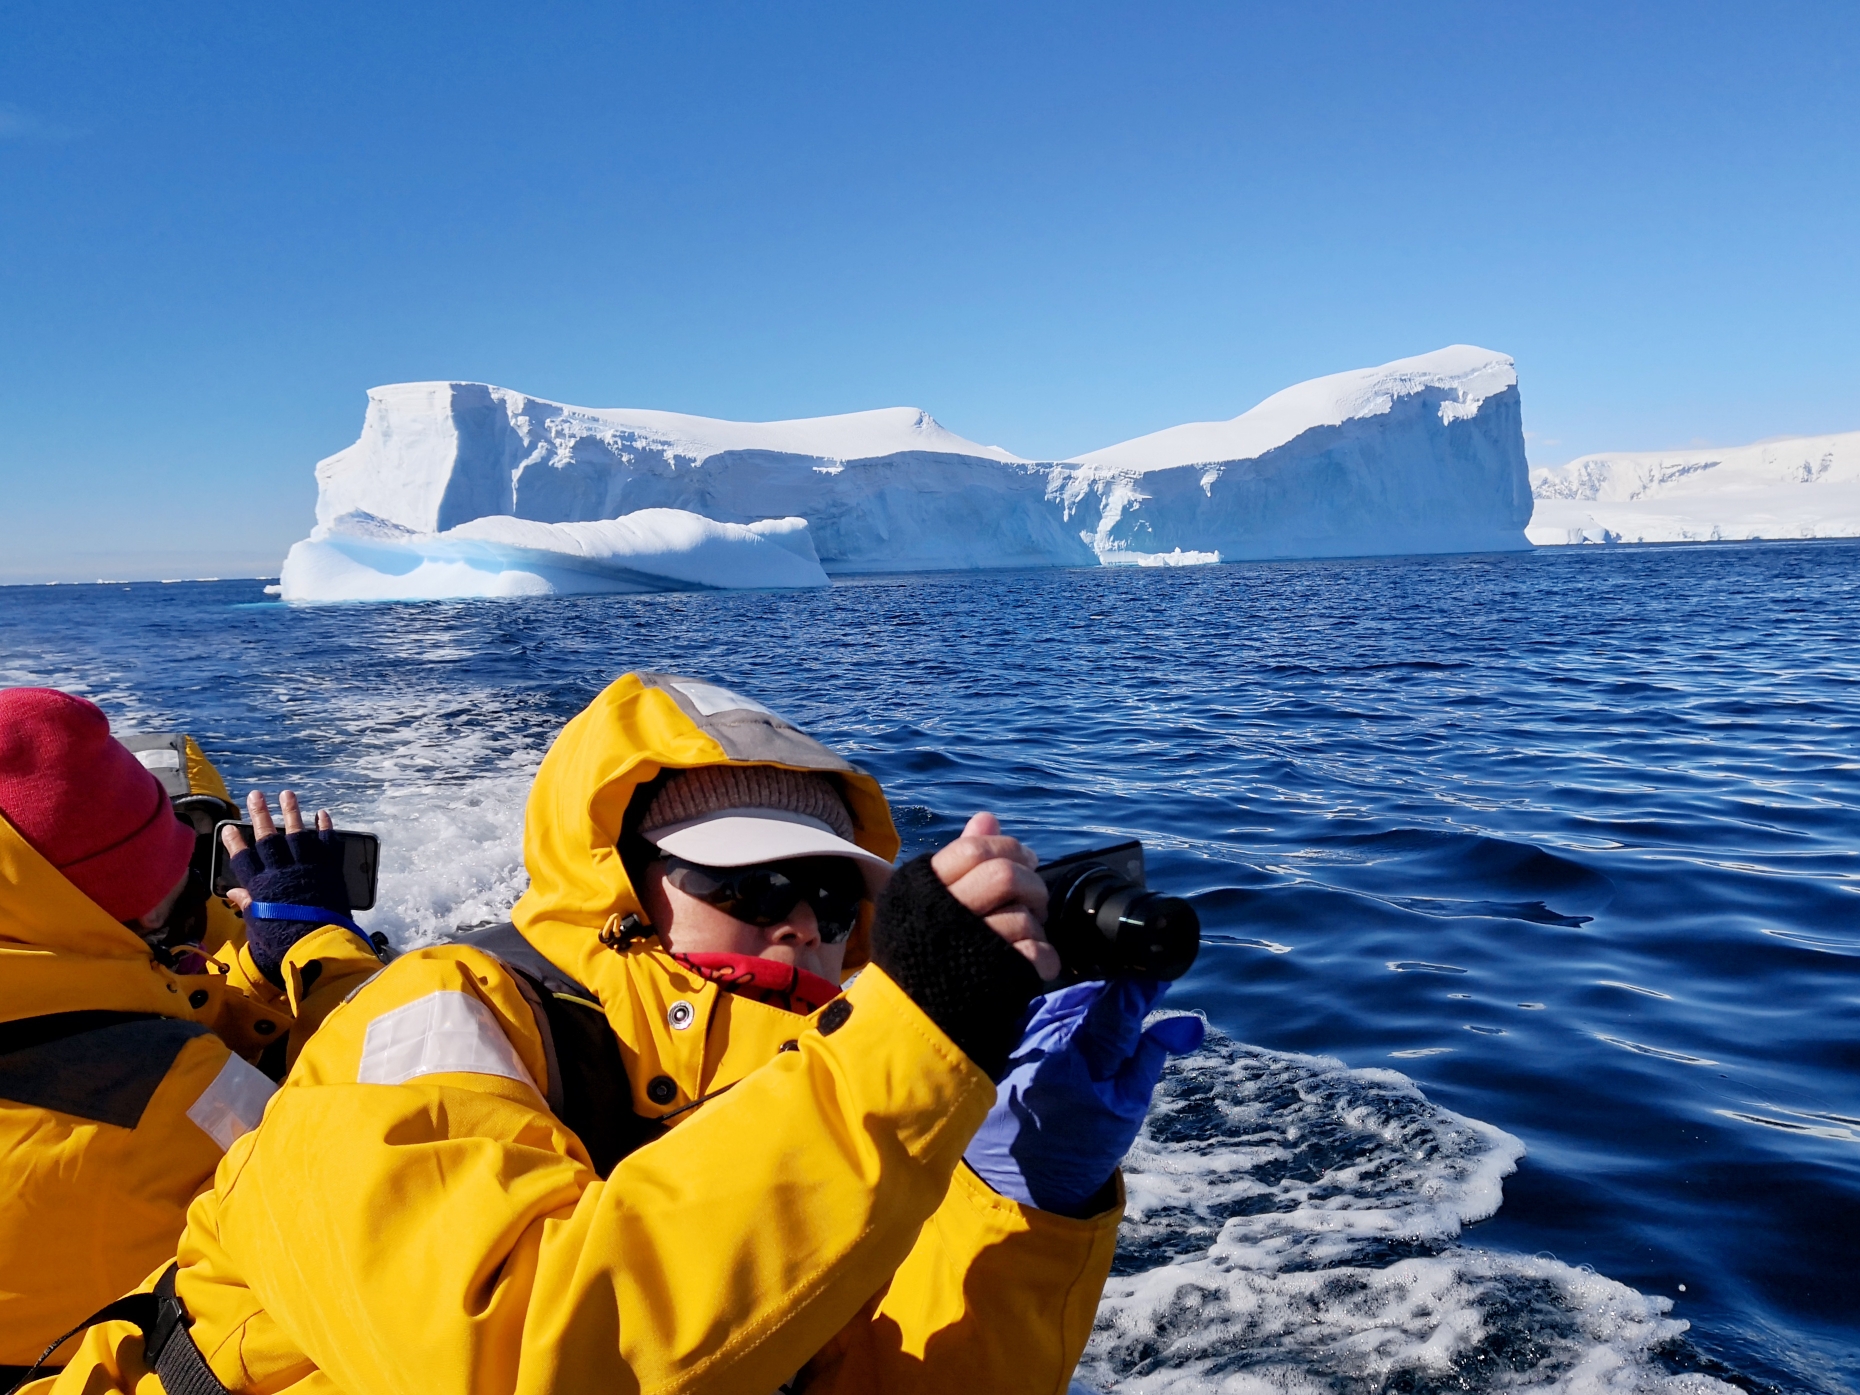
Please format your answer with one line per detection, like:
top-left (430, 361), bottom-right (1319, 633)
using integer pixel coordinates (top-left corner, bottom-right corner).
top-left (230, 827), bottom-right (368, 986)
top-left (963, 978), bottom-right (1206, 1216)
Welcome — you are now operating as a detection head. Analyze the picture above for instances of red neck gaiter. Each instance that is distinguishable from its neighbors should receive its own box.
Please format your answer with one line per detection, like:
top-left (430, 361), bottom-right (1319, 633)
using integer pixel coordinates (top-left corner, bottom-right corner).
top-left (671, 952), bottom-right (843, 1017)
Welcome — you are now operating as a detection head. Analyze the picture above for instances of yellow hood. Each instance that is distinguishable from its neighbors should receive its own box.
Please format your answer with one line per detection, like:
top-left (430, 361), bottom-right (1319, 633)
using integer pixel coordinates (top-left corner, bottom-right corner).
top-left (0, 812), bottom-right (199, 1023)
top-left (512, 672), bottom-right (898, 987)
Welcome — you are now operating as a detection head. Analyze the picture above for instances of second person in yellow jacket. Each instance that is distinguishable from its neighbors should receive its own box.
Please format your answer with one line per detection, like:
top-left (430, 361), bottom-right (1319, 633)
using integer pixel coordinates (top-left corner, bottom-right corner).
top-left (0, 689), bottom-right (384, 1380)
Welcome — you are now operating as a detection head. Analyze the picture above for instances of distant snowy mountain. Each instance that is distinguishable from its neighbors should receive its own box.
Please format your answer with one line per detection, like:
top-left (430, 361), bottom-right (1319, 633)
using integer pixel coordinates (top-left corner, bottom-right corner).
top-left (280, 347), bottom-right (1532, 601)
top-left (1527, 431), bottom-right (1860, 545)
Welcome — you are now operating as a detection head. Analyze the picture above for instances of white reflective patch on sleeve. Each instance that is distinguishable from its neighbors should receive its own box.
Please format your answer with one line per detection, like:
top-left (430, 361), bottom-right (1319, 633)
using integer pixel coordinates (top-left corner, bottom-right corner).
top-left (134, 747), bottom-right (183, 771)
top-left (669, 680), bottom-right (777, 718)
top-left (186, 1053), bottom-right (277, 1151)
top-left (357, 991), bottom-right (537, 1090)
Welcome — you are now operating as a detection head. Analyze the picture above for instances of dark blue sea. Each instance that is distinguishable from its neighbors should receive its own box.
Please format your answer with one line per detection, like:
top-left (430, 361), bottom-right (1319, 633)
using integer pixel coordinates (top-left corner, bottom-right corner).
top-left (4, 540), bottom-right (1856, 1394)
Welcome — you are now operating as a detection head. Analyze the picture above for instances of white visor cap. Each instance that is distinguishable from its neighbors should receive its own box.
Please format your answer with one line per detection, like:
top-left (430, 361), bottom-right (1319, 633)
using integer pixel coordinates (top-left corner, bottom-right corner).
top-left (644, 808), bottom-right (894, 895)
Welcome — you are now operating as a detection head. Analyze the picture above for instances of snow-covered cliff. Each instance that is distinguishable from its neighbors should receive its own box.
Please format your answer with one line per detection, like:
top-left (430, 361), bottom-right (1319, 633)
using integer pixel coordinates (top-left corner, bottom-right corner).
top-left (1062, 346), bottom-right (1531, 563)
top-left (1527, 431), bottom-right (1860, 545)
top-left (280, 346), bottom-right (1532, 600)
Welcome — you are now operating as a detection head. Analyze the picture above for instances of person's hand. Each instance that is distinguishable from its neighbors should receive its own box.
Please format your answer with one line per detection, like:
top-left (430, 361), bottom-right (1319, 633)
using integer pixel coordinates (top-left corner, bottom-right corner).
top-left (221, 789), bottom-right (360, 986)
top-left (219, 790), bottom-right (332, 914)
top-left (931, 813), bottom-right (1058, 982)
top-left (963, 978), bottom-right (1205, 1216)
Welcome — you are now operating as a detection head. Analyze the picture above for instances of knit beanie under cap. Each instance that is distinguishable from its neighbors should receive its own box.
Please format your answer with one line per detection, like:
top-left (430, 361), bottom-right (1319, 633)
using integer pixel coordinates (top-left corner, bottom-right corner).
top-left (641, 765), bottom-right (856, 843)
top-left (0, 688), bottom-right (196, 921)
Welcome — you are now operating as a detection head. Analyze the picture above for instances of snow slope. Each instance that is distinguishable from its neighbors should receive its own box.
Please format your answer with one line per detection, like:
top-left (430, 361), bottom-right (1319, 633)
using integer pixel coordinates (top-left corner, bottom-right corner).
top-left (1528, 431), bottom-right (1860, 545)
top-left (283, 347), bottom-right (1532, 600)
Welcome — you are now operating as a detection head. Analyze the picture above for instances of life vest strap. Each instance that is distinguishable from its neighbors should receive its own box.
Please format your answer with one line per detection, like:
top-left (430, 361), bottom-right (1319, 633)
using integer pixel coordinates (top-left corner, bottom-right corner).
top-left (1, 1262), bottom-right (204, 1394)
top-left (144, 1263), bottom-right (231, 1395)
top-left (453, 922), bottom-right (666, 1177)
top-left (2, 1263), bottom-right (235, 1395)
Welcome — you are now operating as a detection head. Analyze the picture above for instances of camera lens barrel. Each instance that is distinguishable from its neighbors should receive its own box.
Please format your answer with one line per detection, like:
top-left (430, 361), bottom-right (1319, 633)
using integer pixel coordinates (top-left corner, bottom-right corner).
top-left (1042, 863), bottom-right (1200, 981)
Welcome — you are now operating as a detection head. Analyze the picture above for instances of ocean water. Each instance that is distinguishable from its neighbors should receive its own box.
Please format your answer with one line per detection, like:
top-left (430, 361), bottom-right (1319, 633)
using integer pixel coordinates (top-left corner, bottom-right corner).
top-left (2, 540), bottom-right (1856, 1393)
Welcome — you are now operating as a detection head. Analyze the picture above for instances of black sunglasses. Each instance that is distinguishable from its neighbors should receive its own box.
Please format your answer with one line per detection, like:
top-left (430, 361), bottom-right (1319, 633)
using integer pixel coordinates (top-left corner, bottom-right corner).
top-left (661, 855), bottom-right (870, 944)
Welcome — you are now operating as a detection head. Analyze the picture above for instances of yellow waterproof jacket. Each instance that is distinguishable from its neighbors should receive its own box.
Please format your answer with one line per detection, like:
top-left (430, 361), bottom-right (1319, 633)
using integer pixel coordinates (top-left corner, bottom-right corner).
top-left (0, 759), bottom-right (382, 1369)
top-left (46, 673), bottom-right (1119, 1394)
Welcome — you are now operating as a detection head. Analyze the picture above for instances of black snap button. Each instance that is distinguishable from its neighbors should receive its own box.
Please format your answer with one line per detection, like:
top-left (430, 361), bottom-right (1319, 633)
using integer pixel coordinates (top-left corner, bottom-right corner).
top-left (778, 1039), bottom-right (800, 1054)
top-left (646, 1075), bottom-right (678, 1106)
top-left (254, 1019), bottom-right (277, 1035)
top-left (818, 999), bottom-right (853, 1035)
top-left (188, 989), bottom-right (209, 1009)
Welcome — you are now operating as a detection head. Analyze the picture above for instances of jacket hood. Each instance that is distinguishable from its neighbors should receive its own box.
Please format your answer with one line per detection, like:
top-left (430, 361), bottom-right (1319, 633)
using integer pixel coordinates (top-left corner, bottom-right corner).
top-left (0, 810), bottom-right (203, 1025)
top-left (0, 812), bottom-right (158, 961)
top-left (511, 673), bottom-right (899, 987)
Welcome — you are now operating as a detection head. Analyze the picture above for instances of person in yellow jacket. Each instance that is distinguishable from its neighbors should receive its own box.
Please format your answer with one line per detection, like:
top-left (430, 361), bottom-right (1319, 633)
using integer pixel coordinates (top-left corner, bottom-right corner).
top-left (41, 672), bottom-right (1200, 1394)
top-left (0, 689), bottom-right (385, 1382)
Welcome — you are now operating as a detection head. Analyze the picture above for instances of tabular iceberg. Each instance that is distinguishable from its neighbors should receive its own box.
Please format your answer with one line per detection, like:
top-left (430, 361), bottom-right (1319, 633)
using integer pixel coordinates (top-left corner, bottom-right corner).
top-left (1527, 431), bottom-right (1860, 545)
top-left (281, 346), bottom-right (1532, 600)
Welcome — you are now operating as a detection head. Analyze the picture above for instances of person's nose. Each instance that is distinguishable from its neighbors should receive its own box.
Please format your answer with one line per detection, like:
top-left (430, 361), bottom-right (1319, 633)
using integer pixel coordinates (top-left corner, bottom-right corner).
top-left (766, 900), bottom-right (822, 947)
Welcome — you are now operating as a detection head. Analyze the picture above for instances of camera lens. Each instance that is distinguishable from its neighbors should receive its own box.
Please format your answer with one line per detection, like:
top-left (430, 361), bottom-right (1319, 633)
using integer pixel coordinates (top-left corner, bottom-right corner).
top-left (1041, 861), bottom-right (1200, 981)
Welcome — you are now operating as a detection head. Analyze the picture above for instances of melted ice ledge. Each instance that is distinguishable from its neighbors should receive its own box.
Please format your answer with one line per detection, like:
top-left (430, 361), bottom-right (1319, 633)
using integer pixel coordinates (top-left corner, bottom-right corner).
top-left (280, 347), bottom-right (1532, 600)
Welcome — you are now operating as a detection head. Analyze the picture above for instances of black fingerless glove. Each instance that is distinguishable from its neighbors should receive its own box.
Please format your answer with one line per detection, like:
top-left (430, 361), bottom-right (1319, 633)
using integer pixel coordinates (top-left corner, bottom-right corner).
top-left (869, 854), bottom-right (1045, 1080)
top-left (230, 828), bottom-right (362, 988)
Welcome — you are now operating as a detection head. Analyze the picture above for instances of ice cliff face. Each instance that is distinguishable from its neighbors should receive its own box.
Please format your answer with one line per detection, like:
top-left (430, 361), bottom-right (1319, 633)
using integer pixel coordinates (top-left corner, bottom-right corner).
top-left (283, 346), bottom-right (1532, 600)
top-left (1527, 431), bottom-right (1860, 545)
top-left (1063, 346), bottom-right (1531, 563)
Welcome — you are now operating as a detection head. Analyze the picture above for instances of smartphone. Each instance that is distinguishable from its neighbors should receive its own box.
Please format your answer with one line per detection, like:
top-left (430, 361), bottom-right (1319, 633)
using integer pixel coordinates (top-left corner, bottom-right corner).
top-left (210, 822), bottom-right (381, 912)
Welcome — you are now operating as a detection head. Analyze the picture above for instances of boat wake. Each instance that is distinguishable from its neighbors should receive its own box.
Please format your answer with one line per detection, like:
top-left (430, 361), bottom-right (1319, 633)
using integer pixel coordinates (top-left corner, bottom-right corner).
top-left (1074, 1031), bottom-right (1735, 1395)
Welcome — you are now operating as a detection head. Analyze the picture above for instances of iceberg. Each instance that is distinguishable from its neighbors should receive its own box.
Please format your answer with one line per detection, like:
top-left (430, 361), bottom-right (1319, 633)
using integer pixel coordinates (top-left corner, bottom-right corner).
top-left (282, 346), bottom-right (1532, 600)
top-left (1527, 431), bottom-right (1860, 545)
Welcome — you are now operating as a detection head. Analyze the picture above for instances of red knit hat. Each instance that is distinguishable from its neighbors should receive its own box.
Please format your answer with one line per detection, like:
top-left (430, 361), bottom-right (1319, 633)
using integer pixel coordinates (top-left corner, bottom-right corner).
top-left (0, 688), bottom-right (196, 921)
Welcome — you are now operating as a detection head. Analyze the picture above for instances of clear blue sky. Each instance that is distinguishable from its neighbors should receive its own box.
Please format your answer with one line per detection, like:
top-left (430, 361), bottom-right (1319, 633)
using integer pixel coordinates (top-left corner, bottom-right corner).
top-left (2, 1), bottom-right (1856, 582)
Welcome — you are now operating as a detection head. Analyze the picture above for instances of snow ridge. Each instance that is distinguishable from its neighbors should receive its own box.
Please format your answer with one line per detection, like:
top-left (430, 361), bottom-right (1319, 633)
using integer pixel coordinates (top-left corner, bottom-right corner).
top-left (1070, 345), bottom-right (1518, 472)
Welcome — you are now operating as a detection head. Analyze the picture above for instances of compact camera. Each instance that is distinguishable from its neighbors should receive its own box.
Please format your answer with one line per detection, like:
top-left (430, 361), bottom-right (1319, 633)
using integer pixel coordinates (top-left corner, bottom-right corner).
top-left (1037, 840), bottom-right (1200, 981)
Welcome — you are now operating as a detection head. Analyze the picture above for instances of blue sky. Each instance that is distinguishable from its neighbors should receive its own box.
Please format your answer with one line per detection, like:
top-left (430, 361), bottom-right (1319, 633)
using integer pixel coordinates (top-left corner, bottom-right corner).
top-left (2, 1), bottom-right (1856, 582)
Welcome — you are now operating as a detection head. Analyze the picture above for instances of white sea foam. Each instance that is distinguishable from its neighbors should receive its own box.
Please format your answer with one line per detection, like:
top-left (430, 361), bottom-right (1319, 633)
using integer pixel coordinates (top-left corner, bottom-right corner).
top-left (246, 684), bottom-right (546, 949)
top-left (1076, 1032), bottom-right (1735, 1395)
top-left (347, 761), bottom-right (534, 948)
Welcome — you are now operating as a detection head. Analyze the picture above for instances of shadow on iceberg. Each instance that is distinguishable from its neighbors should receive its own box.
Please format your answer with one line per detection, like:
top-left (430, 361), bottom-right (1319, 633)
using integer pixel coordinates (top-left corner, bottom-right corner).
top-left (277, 509), bottom-right (827, 602)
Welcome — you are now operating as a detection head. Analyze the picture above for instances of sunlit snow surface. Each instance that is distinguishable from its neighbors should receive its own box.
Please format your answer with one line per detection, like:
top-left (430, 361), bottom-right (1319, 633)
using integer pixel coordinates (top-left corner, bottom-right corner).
top-left (1071, 1033), bottom-right (1731, 1395)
